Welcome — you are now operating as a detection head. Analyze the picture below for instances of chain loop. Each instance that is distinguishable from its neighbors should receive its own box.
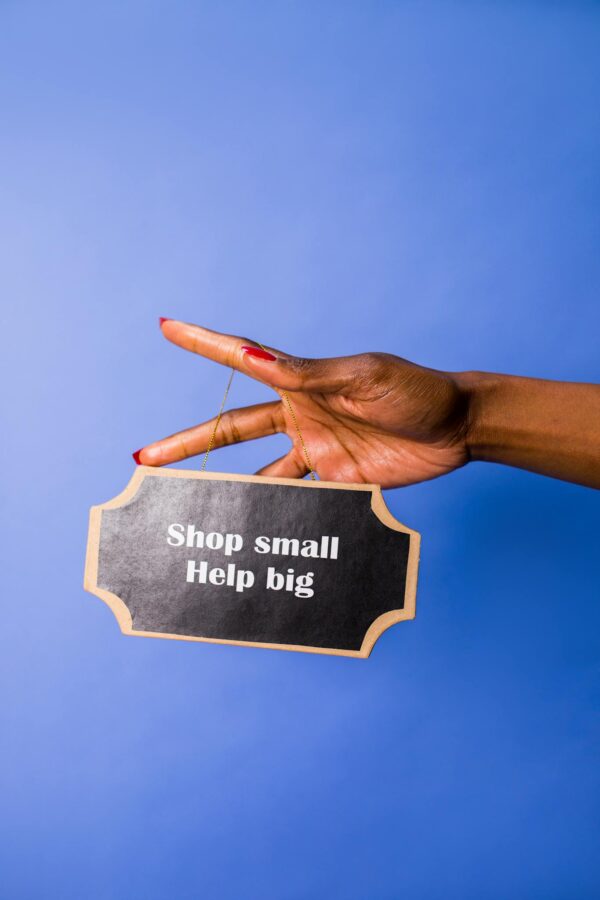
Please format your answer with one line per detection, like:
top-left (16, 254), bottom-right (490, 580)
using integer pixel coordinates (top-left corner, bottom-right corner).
top-left (201, 342), bottom-right (317, 480)
top-left (200, 367), bottom-right (235, 471)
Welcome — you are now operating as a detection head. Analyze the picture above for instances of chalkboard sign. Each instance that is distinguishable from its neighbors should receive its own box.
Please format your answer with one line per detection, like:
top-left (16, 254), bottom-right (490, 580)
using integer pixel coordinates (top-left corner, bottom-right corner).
top-left (84, 468), bottom-right (420, 657)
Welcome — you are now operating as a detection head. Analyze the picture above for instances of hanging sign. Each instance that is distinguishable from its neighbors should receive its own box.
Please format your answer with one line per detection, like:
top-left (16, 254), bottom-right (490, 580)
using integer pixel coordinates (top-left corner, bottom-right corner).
top-left (84, 467), bottom-right (420, 658)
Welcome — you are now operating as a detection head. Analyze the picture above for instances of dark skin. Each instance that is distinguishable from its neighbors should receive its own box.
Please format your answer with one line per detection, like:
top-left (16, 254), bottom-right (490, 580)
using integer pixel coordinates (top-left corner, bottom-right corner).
top-left (133, 320), bottom-right (600, 491)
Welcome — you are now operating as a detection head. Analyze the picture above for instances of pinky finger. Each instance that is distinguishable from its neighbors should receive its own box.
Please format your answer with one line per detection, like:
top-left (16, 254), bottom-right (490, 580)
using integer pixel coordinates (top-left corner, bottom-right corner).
top-left (255, 451), bottom-right (309, 480)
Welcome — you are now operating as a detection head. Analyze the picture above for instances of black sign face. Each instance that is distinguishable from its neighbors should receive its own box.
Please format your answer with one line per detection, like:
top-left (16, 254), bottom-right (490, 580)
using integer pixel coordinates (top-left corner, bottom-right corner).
top-left (84, 469), bottom-right (420, 657)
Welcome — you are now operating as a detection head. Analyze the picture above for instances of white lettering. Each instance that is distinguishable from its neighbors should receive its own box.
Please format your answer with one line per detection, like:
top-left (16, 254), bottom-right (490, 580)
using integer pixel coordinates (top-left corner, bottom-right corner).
top-left (186, 524), bottom-right (205, 548)
top-left (206, 531), bottom-right (224, 551)
top-left (186, 559), bottom-right (254, 593)
top-left (236, 569), bottom-right (254, 592)
top-left (272, 537), bottom-right (300, 556)
top-left (209, 566), bottom-right (225, 585)
top-left (186, 559), bottom-right (207, 582)
top-left (254, 535), bottom-right (271, 554)
top-left (167, 523), bottom-right (185, 547)
top-left (225, 533), bottom-right (243, 556)
top-left (300, 539), bottom-right (320, 558)
top-left (266, 566), bottom-right (315, 599)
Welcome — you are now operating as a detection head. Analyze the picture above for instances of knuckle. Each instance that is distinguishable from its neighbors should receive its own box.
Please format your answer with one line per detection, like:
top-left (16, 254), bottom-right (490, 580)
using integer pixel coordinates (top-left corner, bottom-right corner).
top-left (288, 356), bottom-right (312, 371)
top-left (286, 356), bottom-right (314, 380)
top-left (363, 352), bottom-right (395, 378)
top-left (220, 412), bottom-right (241, 445)
top-left (221, 334), bottom-right (253, 368)
top-left (270, 405), bottom-right (284, 433)
top-left (223, 340), bottom-right (241, 369)
top-left (349, 352), bottom-right (396, 394)
top-left (362, 351), bottom-right (393, 370)
top-left (177, 434), bottom-right (190, 459)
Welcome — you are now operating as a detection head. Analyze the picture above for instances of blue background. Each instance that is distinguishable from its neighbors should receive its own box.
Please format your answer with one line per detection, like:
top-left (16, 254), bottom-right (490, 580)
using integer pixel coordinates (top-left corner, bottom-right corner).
top-left (1, 2), bottom-right (599, 897)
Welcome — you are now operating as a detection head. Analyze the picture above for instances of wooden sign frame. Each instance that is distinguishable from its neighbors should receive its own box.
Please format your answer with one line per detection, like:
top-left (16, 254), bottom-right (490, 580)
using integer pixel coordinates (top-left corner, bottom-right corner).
top-left (84, 468), bottom-right (420, 658)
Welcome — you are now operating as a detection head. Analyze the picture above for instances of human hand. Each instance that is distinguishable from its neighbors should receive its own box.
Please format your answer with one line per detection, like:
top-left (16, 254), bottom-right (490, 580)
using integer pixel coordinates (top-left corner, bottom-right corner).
top-left (133, 320), bottom-right (470, 488)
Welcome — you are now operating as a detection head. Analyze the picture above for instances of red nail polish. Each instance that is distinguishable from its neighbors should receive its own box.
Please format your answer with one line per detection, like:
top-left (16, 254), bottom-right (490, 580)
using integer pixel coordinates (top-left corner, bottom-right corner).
top-left (241, 345), bottom-right (277, 361)
top-left (132, 449), bottom-right (143, 465)
top-left (159, 317), bottom-right (171, 327)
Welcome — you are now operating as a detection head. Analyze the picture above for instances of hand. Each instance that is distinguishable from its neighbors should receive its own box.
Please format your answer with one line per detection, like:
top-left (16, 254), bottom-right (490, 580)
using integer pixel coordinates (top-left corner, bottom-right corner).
top-left (134, 320), bottom-right (470, 488)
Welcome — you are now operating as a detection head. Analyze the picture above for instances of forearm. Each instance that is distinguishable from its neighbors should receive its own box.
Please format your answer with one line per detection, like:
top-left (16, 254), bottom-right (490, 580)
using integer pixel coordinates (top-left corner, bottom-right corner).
top-left (453, 371), bottom-right (600, 489)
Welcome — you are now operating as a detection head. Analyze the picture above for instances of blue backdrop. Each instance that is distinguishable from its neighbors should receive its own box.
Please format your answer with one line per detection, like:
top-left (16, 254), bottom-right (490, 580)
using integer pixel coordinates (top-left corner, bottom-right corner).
top-left (1, 2), bottom-right (599, 898)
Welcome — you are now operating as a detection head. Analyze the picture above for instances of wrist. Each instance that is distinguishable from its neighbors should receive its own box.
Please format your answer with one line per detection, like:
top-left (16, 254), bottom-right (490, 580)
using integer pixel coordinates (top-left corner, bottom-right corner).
top-left (448, 369), bottom-right (600, 488)
top-left (451, 370), bottom-right (508, 462)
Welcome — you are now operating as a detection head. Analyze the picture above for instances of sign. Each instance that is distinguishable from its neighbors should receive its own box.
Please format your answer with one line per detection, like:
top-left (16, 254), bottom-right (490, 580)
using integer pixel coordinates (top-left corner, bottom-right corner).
top-left (84, 468), bottom-right (420, 658)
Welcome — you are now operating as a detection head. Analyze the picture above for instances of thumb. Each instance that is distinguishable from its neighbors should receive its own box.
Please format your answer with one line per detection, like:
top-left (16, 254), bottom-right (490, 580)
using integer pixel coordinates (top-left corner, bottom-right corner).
top-left (241, 345), bottom-right (359, 394)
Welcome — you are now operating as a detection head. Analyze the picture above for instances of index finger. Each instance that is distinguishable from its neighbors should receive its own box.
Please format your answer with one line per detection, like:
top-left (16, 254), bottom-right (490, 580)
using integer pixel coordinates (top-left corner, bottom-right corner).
top-left (159, 319), bottom-right (288, 374)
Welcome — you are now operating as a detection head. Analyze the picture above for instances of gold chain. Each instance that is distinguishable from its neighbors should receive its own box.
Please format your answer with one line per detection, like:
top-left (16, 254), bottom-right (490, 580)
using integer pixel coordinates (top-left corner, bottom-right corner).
top-left (200, 367), bottom-right (235, 471)
top-left (201, 342), bottom-right (317, 480)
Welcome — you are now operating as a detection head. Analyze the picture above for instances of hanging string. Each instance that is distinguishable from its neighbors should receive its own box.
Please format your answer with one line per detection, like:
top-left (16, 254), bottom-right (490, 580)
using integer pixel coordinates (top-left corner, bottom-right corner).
top-left (200, 367), bottom-right (236, 471)
top-left (201, 343), bottom-right (317, 480)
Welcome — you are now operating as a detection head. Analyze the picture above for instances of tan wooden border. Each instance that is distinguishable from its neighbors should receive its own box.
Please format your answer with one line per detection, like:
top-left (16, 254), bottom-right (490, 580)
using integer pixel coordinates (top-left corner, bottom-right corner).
top-left (83, 467), bottom-right (421, 658)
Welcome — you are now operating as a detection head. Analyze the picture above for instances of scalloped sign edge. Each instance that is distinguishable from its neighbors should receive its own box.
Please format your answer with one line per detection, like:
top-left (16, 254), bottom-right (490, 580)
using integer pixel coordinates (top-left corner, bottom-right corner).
top-left (83, 467), bottom-right (421, 658)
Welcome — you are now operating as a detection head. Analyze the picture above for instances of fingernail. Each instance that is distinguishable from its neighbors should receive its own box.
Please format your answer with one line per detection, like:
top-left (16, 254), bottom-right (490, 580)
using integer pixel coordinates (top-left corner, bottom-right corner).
top-left (241, 345), bottom-right (277, 361)
top-left (132, 449), bottom-right (143, 465)
top-left (159, 317), bottom-right (171, 327)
